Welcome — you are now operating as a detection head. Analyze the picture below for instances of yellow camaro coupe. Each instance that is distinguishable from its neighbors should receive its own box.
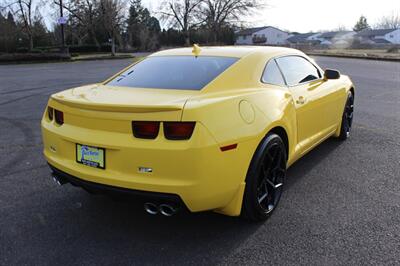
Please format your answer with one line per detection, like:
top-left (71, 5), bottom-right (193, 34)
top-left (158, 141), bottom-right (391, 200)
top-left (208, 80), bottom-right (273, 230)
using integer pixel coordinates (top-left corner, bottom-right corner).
top-left (42, 46), bottom-right (354, 221)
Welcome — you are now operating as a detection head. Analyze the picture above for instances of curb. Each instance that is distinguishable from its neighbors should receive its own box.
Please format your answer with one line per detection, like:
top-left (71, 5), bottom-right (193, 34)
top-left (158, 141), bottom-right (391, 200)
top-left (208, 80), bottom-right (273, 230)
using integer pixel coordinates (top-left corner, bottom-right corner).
top-left (72, 55), bottom-right (136, 62)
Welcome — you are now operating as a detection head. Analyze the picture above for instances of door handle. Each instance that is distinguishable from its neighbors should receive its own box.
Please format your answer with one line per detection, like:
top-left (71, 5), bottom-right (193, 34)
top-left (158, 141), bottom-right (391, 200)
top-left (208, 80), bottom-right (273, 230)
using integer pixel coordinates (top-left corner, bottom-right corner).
top-left (296, 96), bottom-right (306, 104)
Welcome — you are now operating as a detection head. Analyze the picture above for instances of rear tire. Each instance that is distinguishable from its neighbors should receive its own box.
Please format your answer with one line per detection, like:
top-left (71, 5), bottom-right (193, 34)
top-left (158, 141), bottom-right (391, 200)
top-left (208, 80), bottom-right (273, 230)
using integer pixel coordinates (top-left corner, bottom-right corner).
top-left (338, 92), bottom-right (354, 140)
top-left (241, 133), bottom-right (287, 222)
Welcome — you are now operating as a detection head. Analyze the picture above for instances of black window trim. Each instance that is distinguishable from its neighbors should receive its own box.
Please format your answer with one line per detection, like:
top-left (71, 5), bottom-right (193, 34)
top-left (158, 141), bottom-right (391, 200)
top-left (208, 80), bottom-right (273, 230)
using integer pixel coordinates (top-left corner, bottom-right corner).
top-left (262, 54), bottom-right (324, 87)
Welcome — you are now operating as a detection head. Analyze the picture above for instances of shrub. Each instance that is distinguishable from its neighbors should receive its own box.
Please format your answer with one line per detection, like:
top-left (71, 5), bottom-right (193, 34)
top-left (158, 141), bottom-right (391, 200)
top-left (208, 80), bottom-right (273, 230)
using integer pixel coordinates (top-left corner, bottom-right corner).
top-left (68, 44), bottom-right (112, 53)
top-left (0, 53), bottom-right (71, 63)
top-left (16, 47), bottom-right (29, 53)
top-left (387, 46), bottom-right (399, 53)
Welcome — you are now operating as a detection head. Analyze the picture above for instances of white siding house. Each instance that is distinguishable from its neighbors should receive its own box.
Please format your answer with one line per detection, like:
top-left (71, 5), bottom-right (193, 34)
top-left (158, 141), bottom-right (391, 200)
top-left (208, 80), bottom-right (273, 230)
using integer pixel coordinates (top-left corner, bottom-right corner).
top-left (287, 32), bottom-right (322, 45)
top-left (235, 26), bottom-right (289, 45)
top-left (318, 31), bottom-right (356, 46)
top-left (355, 29), bottom-right (400, 44)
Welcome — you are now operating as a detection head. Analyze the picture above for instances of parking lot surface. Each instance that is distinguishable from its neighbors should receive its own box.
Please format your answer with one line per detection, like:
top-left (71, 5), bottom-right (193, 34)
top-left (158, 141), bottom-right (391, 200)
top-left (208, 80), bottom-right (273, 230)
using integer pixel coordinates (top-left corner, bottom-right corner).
top-left (0, 56), bottom-right (399, 265)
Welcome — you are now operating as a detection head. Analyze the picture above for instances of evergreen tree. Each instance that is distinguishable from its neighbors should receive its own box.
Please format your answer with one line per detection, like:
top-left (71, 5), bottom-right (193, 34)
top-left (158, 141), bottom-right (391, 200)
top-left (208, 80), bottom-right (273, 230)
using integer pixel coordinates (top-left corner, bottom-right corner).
top-left (126, 0), bottom-right (161, 50)
top-left (353, 16), bottom-right (370, 32)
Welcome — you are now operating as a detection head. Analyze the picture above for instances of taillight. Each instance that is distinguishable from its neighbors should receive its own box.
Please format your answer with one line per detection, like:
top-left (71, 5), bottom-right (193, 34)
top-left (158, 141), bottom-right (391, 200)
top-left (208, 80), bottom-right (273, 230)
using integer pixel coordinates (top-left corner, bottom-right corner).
top-left (54, 109), bottom-right (64, 125)
top-left (48, 106), bottom-right (54, 120)
top-left (132, 121), bottom-right (160, 139)
top-left (164, 122), bottom-right (195, 140)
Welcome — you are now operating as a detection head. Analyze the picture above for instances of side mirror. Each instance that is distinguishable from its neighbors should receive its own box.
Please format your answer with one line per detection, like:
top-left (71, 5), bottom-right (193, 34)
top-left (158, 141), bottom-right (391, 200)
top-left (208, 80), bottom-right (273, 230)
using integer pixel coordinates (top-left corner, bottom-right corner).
top-left (324, 69), bottom-right (340, 80)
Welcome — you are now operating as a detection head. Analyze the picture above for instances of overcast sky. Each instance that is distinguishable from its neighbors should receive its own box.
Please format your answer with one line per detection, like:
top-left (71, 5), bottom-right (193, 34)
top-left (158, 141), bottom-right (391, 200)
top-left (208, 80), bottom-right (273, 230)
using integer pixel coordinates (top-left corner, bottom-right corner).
top-left (41, 0), bottom-right (399, 32)
top-left (142, 0), bottom-right (399, 32)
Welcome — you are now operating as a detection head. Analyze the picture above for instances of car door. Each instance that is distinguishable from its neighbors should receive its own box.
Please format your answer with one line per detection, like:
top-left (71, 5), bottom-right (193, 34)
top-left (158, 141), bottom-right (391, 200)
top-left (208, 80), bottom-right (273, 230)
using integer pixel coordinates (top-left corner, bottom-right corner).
top-left (275, 56), bottom-right (335, 152)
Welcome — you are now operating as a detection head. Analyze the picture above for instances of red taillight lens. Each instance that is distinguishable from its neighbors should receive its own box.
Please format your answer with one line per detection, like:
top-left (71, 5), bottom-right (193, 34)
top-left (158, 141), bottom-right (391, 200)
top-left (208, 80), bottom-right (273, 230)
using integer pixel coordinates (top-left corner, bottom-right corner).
top-left (54, 109), bottom-right (64, 125)
top-left (48, 107), bottom-right (54, 120)
top-left (132, 121), bottom-right (160, 139)
top-left (164, 122), bottom-right (196, 140)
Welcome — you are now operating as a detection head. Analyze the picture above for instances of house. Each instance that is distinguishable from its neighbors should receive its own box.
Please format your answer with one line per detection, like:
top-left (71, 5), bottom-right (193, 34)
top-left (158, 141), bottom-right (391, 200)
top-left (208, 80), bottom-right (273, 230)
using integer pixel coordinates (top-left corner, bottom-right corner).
top-left (287, 32), bottom-right (322, 45)
top-left (235, 26), bottom-right (289, 45)
top-left (355, 28), bottom-right (400, 44)
top-left (318, 31), bottom-right (356, 46)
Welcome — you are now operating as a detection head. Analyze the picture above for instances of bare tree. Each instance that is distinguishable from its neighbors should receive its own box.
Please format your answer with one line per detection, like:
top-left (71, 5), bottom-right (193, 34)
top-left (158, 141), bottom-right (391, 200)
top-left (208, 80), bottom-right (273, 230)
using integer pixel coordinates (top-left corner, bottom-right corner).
top-left (159, 0), bottom-right (204, 45)
top-left (375, 12), bottom-right (400, 29)
top-left (5, 0), bottom-right (40, 51)
top-left (99, 0), bottom-right (126, 56)
top-left (200, 0), bottom-right (263, 43)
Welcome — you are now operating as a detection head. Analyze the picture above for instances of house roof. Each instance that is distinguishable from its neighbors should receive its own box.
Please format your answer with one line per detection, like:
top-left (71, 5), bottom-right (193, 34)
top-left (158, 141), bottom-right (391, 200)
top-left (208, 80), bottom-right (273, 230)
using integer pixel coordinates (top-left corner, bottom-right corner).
top-left (355, 29), bottom-right (397, 37)
top-left (287, 33), bottom-right (317, 43)
top-left (319, 31), bottom-right (354, 38)
top-left (372, 38), bottom-right (391, 44)
top-left (236, 26), bottom-right (287, 36)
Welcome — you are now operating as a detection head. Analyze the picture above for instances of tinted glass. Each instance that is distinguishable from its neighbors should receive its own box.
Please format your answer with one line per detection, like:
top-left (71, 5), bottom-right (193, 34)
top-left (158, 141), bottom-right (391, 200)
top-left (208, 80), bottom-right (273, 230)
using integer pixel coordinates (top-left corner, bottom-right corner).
top-left (262, 59), bottom-right (286, 86)
top-left (276, 56), bottom-right (321, 86)
top-left (107, 56), bottom-right (238, 90)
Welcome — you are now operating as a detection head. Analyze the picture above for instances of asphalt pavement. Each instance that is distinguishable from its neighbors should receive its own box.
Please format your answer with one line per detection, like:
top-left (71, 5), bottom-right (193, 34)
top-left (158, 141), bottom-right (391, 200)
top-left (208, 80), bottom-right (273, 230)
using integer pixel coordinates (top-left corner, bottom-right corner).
top-left (0, 56), bottom-right (399, 265)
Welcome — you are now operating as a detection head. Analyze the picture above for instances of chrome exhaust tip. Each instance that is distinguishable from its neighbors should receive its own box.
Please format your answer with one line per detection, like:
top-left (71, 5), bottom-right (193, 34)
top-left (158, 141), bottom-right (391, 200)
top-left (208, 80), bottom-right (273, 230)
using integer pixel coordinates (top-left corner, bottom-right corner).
top-left (52, 174), bottom-right (67, 186)
top-left (159, 204), bottom-right (177, 217)
top-left (144, 202), bottom-right (159, 215)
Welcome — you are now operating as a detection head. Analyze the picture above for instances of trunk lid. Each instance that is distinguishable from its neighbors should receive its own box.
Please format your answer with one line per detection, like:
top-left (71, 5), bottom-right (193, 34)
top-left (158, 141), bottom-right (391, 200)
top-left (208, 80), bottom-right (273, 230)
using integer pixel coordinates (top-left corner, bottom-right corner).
top-left (49, 85), bottom-right (201, 135)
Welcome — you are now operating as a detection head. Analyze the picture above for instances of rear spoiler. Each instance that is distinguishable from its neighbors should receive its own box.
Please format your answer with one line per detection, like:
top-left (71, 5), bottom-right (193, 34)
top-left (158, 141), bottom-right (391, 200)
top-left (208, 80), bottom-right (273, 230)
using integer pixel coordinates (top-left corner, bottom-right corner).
top-left (51, 95), bottom-right (183, 113)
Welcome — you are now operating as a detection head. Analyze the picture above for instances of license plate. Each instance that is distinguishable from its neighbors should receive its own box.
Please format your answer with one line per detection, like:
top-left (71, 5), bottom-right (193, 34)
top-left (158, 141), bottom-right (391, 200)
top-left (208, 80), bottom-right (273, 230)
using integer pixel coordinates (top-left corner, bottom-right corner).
top-left (76, 144), bottom-right (105, 169)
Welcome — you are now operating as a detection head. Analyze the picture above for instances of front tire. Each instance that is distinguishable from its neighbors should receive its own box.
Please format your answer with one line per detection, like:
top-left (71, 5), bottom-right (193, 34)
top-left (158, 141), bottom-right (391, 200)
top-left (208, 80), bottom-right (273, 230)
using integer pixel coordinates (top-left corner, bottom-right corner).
top-left (338, 92), bottom-right (354, 140)
top-left (242, 133), bottom-right (287, 222)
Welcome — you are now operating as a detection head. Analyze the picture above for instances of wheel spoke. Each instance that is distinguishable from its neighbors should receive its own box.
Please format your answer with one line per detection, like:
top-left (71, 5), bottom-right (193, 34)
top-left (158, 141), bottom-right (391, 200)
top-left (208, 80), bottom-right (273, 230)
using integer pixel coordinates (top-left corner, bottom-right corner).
top-left (266, 178), bottom-right (283, 189)
top-left (258, 191), bottom-right (268, 203)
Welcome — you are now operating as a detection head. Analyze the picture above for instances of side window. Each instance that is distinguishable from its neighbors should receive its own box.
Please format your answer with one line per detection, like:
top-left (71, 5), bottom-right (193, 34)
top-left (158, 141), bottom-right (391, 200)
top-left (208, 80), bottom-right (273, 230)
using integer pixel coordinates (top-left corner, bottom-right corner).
top-left (276, 56), bottom-right (321, 86)
top-left (262, 59), bottom-right (286, 86)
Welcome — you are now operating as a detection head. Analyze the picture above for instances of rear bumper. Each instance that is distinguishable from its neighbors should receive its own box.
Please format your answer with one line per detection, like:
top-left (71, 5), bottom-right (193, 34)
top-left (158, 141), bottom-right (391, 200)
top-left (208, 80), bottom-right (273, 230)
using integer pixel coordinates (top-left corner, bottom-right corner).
top-left (49, 164), bottom-right (186, 207)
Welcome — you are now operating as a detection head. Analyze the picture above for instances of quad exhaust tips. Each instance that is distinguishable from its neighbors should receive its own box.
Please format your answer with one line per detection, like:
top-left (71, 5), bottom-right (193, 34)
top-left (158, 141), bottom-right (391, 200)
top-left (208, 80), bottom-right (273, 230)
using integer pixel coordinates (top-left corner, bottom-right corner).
top-left (144, 202), bottom-right (178, 216)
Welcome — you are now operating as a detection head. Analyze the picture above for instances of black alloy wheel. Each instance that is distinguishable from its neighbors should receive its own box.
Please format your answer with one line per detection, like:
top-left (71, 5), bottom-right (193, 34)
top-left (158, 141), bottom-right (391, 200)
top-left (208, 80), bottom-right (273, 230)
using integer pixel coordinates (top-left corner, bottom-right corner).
top-left (242, 133), bottom-right (287, 221)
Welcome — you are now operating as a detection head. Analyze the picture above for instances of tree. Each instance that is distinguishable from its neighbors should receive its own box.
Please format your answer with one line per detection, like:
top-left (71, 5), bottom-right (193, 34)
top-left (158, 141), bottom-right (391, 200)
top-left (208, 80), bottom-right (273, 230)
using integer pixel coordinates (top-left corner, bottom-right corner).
top-left (126, 0), bottom-right (160, 51)
top-left (0, 11), bottom-right (18, 52)
top-left (31, 11), bottom-right (52, 47)
top-left (54, 0), bottom-right (102, 49)
top-left (200, 0), bottom-right (262, 43)
top-left (8, 0), bottom-right (35, 50)
top-left (375, 12), bottom-right (400, 29)
top-left (99, 0), bottom-right (127, 56)
top-left (159, 0), bottom-right (204, 45)
top-left (353, 15), bottom-right (370, 32)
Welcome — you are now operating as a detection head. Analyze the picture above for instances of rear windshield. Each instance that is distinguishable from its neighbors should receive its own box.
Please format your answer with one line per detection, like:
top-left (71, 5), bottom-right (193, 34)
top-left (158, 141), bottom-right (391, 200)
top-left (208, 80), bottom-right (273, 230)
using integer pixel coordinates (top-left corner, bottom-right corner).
top-left (107, 56), bottom-right (238, 90)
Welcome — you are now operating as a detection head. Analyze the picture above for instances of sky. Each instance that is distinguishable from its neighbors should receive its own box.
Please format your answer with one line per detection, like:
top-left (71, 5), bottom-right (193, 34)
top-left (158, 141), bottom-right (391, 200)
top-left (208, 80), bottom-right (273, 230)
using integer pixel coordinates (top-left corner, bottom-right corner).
top-left (142, 0), bottom-right (400, 32)
top-left (39, 0), bottom-right (399, 32)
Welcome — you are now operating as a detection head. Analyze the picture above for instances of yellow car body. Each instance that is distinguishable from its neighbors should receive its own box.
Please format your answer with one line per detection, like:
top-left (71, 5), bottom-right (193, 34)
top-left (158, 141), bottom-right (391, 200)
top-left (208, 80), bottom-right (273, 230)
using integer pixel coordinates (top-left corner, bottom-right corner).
top-left (41, 46), bottom-right (354, 217)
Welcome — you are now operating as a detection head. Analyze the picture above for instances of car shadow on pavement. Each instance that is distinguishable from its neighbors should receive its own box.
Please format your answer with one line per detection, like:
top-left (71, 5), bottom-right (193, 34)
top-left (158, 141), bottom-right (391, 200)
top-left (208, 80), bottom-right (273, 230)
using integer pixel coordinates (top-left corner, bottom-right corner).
top-left (285, 138), bottom-right (344, 190)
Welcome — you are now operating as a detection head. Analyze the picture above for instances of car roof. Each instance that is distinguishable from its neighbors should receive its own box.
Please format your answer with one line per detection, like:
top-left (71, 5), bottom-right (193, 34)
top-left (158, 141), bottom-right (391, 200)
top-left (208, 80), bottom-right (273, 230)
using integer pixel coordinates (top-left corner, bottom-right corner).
top-left (150, 46), bottom-right (301, 58)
